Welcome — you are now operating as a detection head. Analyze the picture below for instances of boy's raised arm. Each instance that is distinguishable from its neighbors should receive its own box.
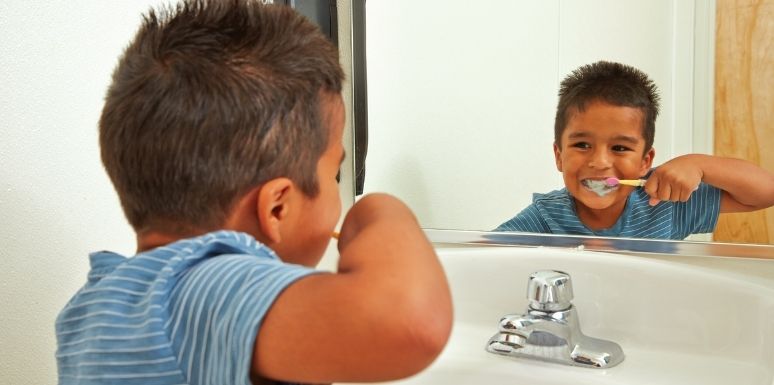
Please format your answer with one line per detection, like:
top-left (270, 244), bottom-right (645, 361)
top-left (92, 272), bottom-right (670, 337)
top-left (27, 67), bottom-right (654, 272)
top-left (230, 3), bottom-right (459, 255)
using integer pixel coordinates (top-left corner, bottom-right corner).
top-left (645, 154), bottom-right (774, 212)
top-left (252, 193), bottom-right (453, 383)
top-left (701, 156), bottom-right (774, 212)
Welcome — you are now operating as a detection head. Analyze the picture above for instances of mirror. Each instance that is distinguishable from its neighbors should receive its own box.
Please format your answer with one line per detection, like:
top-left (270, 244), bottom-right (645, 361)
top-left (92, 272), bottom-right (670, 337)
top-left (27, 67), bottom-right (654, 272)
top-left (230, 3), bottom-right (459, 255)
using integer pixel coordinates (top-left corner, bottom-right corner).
top-left (351, 0), bottom-right (774, 245)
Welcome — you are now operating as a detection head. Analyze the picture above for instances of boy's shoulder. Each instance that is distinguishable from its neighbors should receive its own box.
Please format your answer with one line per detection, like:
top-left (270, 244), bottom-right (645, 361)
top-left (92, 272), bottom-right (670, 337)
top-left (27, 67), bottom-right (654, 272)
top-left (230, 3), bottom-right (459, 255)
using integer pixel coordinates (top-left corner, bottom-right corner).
top-left (56, 231), bottom-right (318, 384)
top-left (58, 231), bottom-right (296, 325)
top-left (89, 231), bottom-right (285, 278)
top-left (530, 188), bottom-right (586, 231)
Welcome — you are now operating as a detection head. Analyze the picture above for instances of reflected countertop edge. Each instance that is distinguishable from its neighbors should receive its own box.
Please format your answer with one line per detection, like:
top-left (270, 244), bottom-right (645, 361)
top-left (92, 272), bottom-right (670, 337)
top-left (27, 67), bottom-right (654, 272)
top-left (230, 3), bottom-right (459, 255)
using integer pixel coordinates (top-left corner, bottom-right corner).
top-left (424, 229), bottom-right (774, 260)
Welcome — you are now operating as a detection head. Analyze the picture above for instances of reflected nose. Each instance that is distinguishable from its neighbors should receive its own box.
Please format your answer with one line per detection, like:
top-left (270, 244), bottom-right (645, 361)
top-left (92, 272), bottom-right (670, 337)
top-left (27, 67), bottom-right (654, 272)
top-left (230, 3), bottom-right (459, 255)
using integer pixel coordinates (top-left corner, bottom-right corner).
top-left (588, 148), bottom-right (612, 169)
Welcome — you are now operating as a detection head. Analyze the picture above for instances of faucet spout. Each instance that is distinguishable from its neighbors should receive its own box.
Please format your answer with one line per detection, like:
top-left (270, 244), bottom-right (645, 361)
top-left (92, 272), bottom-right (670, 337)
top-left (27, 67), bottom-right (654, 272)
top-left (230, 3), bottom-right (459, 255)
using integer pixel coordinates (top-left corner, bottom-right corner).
top-left (486, 270), bottom-right (624, 368)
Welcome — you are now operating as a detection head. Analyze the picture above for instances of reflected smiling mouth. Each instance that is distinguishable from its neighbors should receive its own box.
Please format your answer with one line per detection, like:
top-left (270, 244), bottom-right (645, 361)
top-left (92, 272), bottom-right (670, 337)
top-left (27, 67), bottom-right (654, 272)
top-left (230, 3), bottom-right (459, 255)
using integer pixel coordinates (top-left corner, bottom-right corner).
top-left (581, 179), bottom-right (617, 197)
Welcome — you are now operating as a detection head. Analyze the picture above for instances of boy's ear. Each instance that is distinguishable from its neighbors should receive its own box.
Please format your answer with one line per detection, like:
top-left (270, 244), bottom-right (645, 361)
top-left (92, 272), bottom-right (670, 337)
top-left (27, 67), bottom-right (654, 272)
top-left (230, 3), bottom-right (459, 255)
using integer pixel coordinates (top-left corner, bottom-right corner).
top-left (640, 147), bottom-right (656, 176)
top-left (553, 143), bottom-right (563, 172)
top-left (256, 178), bottom-right (295, 244)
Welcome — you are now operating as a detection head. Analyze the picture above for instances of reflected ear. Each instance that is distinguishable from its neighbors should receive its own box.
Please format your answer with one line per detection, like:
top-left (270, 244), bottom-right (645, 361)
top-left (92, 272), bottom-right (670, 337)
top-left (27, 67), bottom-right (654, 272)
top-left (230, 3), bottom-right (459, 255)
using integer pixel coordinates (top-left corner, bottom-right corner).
top-left (553, 143), bottom-right (563, 172)
top-left (640, 147), bottom-right (655, 176)
top-left (256, 178), bottom-right (294, 244)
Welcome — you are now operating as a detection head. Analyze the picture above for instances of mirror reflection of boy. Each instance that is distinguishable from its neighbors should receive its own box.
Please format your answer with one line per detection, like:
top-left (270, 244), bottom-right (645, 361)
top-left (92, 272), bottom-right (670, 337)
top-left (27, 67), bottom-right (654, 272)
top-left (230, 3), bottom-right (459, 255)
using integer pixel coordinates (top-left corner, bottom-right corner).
top-left (496, 61), bottom-right (774, 239)
top-left (55, 2), bottom-right (452, 385)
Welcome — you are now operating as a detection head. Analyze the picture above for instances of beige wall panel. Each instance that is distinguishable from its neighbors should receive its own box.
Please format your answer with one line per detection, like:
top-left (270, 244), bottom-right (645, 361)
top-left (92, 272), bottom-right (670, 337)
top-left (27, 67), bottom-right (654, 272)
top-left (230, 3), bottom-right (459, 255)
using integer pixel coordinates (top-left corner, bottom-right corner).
top-left (714, 0), bottom-right (774, 244)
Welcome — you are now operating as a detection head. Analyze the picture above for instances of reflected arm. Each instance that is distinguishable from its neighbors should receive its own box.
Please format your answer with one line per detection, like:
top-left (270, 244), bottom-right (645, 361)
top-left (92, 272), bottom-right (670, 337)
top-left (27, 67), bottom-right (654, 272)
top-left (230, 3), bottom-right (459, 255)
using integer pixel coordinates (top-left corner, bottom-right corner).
top-left (645, 154), bottom-right (774, 212)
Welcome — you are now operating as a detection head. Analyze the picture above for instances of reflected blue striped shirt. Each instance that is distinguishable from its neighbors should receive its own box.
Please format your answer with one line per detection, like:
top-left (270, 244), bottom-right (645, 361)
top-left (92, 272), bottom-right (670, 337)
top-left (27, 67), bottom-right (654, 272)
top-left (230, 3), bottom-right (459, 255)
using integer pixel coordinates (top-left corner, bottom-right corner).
top-left (495, 182), bottom-right (721, 239)
top-left (56, 231), bottom-right (317, 385)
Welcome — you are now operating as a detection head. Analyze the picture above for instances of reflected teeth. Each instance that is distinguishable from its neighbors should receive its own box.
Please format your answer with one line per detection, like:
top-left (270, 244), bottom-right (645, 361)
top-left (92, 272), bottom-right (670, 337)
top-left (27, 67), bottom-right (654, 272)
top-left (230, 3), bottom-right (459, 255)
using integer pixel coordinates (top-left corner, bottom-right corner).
top-left (582, 179), bottom-right (607, 188)
top-left (582, 179), bottom-right (616, 197)
top-left (582, 179), bottom-right (613, 186)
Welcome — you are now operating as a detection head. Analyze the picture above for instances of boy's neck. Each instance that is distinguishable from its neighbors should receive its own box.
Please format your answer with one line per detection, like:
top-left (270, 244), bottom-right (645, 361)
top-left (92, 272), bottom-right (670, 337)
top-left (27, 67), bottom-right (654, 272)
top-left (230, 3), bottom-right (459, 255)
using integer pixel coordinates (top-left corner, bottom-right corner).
top-left (136, 230), bottom-right (204, 252)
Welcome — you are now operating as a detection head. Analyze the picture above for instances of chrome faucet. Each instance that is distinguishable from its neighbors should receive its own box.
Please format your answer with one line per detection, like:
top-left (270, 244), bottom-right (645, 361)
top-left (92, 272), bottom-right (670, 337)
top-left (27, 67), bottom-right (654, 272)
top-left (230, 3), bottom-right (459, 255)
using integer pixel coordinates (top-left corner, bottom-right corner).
top-left (486, 270), bottom-right (624, 368)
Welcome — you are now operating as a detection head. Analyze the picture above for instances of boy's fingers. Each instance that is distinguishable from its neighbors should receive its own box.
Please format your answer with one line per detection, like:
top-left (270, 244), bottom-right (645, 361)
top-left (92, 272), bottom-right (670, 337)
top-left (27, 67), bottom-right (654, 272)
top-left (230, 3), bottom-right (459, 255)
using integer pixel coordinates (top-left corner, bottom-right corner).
top-left (643, 176), bottom-right (659, 198)
top-left (657, 183), bottom-right (672, 202)
top-left (645, 175), bottom-right (659, 206)
top-left (669, 185), bottom-right (681, 202)
top-left (679, 186), bottom-right (692, 202)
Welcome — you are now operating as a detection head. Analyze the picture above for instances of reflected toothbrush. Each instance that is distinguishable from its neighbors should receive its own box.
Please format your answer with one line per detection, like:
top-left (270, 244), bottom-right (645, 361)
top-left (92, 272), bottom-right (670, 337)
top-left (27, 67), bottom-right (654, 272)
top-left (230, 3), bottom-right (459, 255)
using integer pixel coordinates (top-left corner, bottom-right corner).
top-left (605, 177), bottom-right (646, 187)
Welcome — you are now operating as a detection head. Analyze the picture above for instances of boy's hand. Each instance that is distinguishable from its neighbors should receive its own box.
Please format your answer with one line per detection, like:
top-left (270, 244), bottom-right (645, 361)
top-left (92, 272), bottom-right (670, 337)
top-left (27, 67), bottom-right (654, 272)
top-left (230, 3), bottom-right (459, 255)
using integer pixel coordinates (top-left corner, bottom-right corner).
top-left (643, 154), bottom-right (705, 206)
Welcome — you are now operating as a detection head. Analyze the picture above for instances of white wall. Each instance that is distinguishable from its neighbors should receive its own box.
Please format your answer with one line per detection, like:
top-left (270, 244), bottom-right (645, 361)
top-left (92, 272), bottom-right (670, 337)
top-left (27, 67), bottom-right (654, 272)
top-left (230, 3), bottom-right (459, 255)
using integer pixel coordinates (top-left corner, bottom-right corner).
top-left (0, 1), bottom-right (356, 383)
top-left (363, 0), bottom-right (713, 231)
top-left (1, 3), bottom-right (156, 384)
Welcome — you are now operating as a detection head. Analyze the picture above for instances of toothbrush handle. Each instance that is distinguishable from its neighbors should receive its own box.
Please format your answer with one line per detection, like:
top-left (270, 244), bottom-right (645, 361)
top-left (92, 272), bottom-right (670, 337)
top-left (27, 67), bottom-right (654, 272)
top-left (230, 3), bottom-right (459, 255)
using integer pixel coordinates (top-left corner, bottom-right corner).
top-left (618, 179), bottom-right (646, 187)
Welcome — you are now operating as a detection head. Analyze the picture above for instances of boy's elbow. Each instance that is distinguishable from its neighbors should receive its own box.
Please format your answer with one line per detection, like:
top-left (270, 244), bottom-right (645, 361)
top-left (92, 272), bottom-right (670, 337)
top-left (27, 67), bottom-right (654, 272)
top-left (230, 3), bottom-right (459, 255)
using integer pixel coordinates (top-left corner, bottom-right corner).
top-left (754, 175), bottom-right (774, 209)
top-left (391, 289), bottom-right (454, 377)
top-left (765, 179), bottom-right (774, 208)
top-left (410, 305), bottom-right (453, 359)
top-left (358, 281), bottom-right (452, 380)
top-left (420, 314), bottom-right (453, 362)
top-left (749, 189), bottom-right (774, 211)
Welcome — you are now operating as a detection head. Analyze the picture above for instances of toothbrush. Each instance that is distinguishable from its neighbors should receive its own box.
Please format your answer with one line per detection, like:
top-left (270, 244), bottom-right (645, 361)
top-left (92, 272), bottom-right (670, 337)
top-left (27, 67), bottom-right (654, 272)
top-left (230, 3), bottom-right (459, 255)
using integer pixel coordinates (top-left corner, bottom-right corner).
top-left (605, 177), bottom-right (646, 187)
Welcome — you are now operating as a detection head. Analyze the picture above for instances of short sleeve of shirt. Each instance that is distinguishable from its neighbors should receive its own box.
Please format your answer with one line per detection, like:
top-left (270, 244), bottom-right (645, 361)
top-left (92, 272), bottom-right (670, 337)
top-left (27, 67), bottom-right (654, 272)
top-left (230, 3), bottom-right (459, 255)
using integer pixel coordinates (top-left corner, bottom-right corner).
top-left (168, 254), bottom-right (315, 385)
top-left (670, 181), bottom-right (722, 238)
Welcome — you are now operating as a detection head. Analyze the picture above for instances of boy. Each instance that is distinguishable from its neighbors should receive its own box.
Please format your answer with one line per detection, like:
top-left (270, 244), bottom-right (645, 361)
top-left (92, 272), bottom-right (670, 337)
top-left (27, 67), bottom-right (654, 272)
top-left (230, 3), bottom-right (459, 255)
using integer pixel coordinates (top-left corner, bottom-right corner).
top-left (496, 61), bottom-right (774, 239)
top-left (55, 2), bottom-right (452, 385)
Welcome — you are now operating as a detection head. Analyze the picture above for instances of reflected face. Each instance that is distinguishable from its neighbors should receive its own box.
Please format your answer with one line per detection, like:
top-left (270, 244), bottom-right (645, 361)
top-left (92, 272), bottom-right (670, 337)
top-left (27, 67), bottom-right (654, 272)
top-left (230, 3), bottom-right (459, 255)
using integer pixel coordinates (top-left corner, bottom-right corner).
top-left (286, 93), bottom-right (346, 266)
top-left (554, 100), bottom-right (654, 225)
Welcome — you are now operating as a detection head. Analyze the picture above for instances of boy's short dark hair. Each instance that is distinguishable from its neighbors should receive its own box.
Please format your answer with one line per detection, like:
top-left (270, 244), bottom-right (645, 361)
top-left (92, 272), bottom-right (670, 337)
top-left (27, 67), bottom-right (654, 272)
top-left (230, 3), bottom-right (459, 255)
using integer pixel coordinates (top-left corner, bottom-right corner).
top-left (554, 61), bottom-right (660, 152)
top-left (99, 0), bottom-right (344, 233)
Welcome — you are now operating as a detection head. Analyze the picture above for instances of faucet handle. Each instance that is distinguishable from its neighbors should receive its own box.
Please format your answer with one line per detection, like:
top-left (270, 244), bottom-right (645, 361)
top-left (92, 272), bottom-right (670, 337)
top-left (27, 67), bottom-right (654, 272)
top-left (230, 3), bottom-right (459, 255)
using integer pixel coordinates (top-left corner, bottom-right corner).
top-left (527, 270), bottom-right (573, 311)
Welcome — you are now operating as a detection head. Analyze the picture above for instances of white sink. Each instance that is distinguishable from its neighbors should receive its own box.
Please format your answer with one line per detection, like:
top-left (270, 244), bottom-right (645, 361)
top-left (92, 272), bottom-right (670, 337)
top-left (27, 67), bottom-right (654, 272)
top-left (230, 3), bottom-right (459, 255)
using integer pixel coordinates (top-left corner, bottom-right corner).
top-left (356, 246), bottom-right (774, 385)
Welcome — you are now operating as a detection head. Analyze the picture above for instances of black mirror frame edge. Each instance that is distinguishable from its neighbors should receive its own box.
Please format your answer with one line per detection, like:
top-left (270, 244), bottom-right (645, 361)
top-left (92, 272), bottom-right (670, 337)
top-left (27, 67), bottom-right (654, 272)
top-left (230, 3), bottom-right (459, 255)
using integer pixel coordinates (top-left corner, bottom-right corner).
top-left (351, 0), bottom-right (368, 195)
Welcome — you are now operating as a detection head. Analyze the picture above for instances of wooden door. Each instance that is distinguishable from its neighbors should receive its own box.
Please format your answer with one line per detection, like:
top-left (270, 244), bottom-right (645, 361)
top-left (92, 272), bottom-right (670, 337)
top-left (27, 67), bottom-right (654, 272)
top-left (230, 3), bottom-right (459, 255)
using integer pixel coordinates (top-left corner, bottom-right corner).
top-left (714, 0), bottom-right (774, 244)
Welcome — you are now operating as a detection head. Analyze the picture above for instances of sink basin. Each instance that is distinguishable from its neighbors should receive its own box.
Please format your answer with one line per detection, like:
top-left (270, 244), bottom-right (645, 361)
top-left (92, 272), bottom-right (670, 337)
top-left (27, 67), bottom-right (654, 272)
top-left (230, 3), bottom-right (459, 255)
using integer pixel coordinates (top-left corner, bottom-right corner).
top-left (352, 246), bottom-right (774, 385)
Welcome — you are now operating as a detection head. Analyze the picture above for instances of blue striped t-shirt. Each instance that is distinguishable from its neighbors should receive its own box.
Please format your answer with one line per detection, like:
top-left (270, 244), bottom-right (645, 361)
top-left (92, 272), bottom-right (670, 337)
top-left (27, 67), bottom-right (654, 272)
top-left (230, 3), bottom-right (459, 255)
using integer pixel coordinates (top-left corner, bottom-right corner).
top-left (495, 182), bottom-right (722, 239)
top-left (55, 230), bottom-right (317, 385)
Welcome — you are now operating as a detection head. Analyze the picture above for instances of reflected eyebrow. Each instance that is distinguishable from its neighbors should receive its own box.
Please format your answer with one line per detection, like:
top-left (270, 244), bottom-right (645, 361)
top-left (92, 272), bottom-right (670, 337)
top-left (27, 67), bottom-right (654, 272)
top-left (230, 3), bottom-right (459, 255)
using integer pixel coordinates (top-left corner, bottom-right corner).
top-left (340, 149), bottom-right (346, 166)
top-left (611, 135), bottom-right (641, 145)
top-left (567, 131), bottom-right (591, 140)
top-left (566, 131), bottom-right (641, 145)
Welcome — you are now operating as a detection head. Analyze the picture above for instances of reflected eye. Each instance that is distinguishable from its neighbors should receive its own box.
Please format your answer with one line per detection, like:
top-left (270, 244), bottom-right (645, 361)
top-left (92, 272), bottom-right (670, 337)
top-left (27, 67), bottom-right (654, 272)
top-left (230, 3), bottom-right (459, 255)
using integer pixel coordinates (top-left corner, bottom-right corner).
top-left (571, 142), bottom-right (591, 149)
top-left (611, 145), bottom-right (633, 152)
top-left (335, 169), bottom-right (341, 183)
